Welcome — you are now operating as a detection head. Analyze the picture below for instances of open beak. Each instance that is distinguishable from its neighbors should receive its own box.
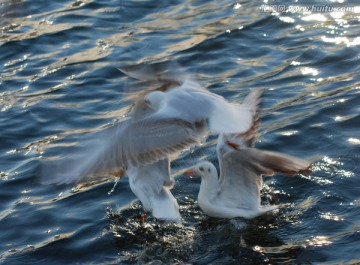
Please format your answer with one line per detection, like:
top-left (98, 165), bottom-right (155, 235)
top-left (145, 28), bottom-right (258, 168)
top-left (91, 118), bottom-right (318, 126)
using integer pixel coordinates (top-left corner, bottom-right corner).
top-left (184, 169), bottom-right (197, 176)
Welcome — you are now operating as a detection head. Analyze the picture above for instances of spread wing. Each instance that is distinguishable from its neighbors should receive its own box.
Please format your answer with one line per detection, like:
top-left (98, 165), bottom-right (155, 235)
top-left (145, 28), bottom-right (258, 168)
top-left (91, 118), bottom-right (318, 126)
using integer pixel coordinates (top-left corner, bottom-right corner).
top-left (117, 117), bottom-right (209, 167)
top-left (41, 117), bottom-right (209, 185)
top-left (228, 88), bottom-right (263, 148)
top-left (218, 148), bottom-right (311, 209)
top-left (240, 149), bottom-right (312, 176)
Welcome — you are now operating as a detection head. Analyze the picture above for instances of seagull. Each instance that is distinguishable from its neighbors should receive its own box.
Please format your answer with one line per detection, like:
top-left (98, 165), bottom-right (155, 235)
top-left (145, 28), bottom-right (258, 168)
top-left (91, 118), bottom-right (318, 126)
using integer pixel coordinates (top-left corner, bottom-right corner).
top-left (41, 63), bottom-right (256, 221)
top-left (127, 158), bottom-right (180, 221)
top-left (142, 79), bottom-right (253, 134)
top-left (185, 89), bottom-right (311, 219)
top-left (122, 62), bottom-right (255, 134)
top-left (41, 92), bottom-right (204, 221)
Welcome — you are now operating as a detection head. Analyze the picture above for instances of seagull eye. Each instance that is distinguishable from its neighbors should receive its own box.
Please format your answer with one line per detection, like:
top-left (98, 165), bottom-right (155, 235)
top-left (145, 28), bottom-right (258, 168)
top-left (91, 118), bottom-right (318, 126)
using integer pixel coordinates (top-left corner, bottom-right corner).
top-left (199, 167), bottom-right (204, 171)
top-left (208, 168), bottom-right (211, 173)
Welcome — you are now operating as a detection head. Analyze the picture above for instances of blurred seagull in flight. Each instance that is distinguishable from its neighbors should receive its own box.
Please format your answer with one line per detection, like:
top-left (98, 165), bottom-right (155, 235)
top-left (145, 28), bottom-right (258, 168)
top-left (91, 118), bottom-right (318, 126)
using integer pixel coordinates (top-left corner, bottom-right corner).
top-left (41, 62), bottom-right (257, 221)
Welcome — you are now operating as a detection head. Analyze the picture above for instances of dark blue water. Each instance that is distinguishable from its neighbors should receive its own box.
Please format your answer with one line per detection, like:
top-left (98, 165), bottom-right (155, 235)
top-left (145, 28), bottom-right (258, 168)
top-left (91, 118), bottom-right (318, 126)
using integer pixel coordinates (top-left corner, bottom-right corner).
top-left (1, 0), bottom-right (359, 264)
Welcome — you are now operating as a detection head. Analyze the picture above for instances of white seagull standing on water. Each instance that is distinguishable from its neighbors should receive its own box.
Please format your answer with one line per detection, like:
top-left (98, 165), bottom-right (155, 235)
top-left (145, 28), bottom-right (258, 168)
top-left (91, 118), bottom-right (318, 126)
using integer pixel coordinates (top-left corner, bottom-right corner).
top-left (185, 89), bottom-right (311, 219)
top-left (41, 63), bottom-right (257, 221)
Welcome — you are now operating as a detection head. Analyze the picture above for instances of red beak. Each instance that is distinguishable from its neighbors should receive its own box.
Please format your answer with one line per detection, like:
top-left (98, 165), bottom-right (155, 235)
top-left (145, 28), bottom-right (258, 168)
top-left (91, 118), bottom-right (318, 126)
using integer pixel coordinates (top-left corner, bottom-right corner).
top-left (184, 169), bottom-right (197, 176)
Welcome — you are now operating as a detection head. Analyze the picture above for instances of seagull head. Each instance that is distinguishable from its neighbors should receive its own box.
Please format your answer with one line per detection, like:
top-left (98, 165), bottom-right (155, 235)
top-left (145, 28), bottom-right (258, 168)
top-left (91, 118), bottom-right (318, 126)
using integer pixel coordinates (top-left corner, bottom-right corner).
top-left (143, 90), bottom-right (166, 110)
top-left (184, 161), bottom-right (217, 179)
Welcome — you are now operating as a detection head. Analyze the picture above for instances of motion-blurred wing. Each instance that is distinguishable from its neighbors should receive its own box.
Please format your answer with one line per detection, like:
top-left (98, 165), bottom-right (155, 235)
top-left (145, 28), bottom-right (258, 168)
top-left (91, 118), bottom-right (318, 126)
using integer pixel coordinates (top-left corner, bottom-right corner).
top-left (41, 117), bottom-right (208, 185)
top-left (235, 88), bottom-right (263, 147)
top-left (121, 117), bottom-right (209, 166)
top-left (119, 61), bottom-right (191, 85)
top-left (225, 88), bottom-right (263, 149)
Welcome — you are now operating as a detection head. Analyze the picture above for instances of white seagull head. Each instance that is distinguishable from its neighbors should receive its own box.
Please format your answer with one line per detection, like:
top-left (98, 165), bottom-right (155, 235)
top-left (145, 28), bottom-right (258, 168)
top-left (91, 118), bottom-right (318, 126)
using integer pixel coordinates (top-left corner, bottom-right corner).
top-left (185, 161), bottom-right (218, 179)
